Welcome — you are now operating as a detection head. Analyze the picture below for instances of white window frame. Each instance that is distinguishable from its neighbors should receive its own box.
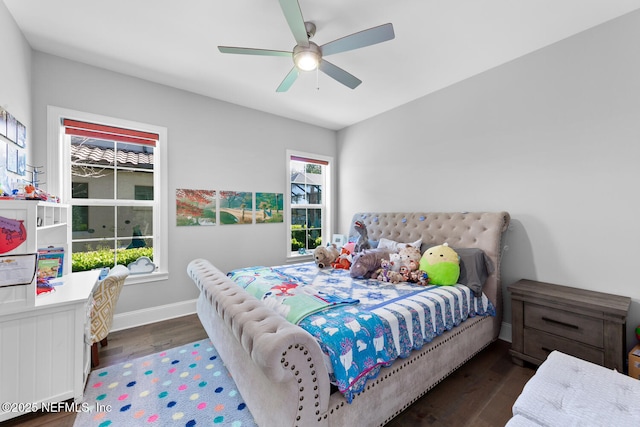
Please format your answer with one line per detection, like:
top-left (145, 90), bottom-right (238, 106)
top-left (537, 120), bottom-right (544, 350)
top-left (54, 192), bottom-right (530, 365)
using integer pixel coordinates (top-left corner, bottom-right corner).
top-left (47, 106), bottom-right (168, 284)
top-left (285, 149), bottom-right (333, 260)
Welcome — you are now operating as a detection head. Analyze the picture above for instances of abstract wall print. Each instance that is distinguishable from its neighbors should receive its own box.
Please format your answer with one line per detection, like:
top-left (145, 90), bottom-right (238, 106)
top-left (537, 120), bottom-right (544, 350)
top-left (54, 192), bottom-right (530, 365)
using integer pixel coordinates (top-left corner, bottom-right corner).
top-left (6, 145), bottom-right (17, 173)
top-left (0, 108), bottom-right (6, 138)
top-left (255, 192), bottom-right (284, 223)
top-left (5, 113), bottom-right (17, 143)
top-left (16, 121), bottom-right (26, 148)
top-left (176, 189), bottom-right (216, 226)
top-left (17, 151), bottom-right (26, 176)
top-left (219, 191), bottom-right (253, 225)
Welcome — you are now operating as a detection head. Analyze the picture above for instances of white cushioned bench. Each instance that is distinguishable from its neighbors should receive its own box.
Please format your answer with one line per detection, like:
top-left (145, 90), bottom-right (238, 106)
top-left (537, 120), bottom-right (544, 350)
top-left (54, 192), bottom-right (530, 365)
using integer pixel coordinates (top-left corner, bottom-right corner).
top-left (508, 350), bottom-right (640, 427)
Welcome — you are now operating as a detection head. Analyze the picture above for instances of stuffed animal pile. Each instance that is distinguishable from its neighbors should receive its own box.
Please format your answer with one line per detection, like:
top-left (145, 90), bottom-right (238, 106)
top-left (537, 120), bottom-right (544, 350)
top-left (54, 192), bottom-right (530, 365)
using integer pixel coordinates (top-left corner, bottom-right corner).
top-left (314, 221), bottom-right (465, 288)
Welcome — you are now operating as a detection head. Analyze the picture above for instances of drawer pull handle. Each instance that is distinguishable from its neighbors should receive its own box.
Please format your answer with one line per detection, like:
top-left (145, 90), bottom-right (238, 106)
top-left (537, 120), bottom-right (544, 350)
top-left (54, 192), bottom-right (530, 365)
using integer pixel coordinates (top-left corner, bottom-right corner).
top-left (541, 316), bottom-right (579, 330)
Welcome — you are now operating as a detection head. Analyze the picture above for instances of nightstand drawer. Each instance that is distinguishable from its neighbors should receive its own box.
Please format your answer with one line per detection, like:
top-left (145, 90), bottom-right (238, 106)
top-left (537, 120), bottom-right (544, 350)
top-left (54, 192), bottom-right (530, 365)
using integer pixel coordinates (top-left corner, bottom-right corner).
top-left (524, 328), bottom-right (604, 366)
top-left (524, 303), bottom-right (603, 347)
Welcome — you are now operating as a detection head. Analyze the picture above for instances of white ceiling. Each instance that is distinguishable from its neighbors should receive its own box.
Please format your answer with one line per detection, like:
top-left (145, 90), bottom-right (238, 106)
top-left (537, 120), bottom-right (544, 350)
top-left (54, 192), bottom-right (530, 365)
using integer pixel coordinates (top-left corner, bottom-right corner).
top-left (4, 0), bottom-right (640, 130)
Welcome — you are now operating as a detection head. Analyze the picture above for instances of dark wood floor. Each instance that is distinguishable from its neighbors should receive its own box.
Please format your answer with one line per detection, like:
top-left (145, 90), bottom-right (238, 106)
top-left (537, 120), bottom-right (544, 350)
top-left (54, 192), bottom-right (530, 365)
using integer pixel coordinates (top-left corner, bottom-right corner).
top-left (4, 314), bottom-right (535, 427)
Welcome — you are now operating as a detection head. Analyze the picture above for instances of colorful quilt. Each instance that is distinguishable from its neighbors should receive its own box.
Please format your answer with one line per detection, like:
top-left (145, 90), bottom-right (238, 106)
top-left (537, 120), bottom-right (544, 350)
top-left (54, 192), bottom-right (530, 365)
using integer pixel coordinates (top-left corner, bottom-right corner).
top-left (227, 266), bottom-right (359, 325)
top-left (230, 262), bottom-right (495, 403)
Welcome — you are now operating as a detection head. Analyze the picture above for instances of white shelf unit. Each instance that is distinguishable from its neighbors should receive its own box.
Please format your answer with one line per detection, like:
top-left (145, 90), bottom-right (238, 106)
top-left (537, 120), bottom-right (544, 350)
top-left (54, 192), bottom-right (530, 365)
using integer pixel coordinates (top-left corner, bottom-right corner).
top-left (0, 200), bottom-right (100, 422)
top-left (0, 201), bottom-right (69, 311)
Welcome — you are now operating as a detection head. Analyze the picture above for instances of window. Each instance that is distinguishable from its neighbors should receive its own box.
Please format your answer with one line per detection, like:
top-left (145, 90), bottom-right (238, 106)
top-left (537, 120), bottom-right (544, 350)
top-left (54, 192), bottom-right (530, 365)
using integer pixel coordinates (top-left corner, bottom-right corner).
top-left (286, 151), bottom-right (332, 257)
top-left (47, 107), bottom-right (168, 282)
top-left (71, 182), bottom-right (89, 232)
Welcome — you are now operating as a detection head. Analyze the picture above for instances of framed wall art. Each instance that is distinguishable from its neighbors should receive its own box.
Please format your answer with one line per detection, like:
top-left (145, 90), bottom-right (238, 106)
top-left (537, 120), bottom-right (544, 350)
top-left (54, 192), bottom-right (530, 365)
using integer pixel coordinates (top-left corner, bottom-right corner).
top-left (219, 191), bottom-right (253, 225)
top-left (6, 145), bottom-right (17, 173)
top-left (255, 192), bottom-right (284, 223)
top-left (0, 108), bottom-right (6, 138)
top-left (17, 151), bottom-right (26, 176)
top-left (5, 113), bottom-right (17, 144)
top-left (176, 188), bottom-right (216, 226)
top-left (16, 121), bottom-right (26, 148)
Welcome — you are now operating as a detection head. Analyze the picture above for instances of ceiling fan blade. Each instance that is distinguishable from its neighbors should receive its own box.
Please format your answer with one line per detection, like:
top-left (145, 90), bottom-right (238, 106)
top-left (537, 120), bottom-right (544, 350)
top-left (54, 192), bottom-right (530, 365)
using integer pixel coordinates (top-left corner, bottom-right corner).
top-left (276, 67), bottom-right (300, 92)
top-left (319, 60), bottom-right (362, 89)
top-left (278, 0), bottom-right (309, 47)
top-left (321, 23), bottom-right (395, 56)
top-left (218, 46), bottom-right (292, 57)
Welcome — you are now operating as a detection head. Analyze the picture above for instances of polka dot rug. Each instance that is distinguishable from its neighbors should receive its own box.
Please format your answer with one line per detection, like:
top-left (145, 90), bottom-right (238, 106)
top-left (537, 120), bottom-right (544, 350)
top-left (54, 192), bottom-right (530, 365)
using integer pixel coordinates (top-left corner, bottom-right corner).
top-left (74, 339), bottom-right (256, 427)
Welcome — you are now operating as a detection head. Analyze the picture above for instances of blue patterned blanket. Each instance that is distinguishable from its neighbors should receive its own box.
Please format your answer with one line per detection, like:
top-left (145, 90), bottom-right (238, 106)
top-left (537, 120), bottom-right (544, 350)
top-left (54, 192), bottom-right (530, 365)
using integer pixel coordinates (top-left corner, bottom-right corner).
top-left (227, 266), bottom-right (359, 324)
top-left (230, 262), bottom-right (495, 403)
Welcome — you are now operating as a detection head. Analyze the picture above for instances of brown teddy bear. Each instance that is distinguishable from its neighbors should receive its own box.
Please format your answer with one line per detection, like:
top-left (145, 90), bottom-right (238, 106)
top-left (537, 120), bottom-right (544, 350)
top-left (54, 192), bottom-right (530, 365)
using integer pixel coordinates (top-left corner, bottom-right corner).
top-left (313, 244), bottom-right (340, 268)
top-left (398, 245), bottom-right (421, 268)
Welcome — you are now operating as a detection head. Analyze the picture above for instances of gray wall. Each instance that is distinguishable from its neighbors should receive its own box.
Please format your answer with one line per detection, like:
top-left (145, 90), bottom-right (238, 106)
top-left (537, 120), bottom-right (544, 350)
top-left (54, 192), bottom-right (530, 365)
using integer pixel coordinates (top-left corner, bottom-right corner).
top-left (29, 52), bottom-right (336, 315)
top-left (337, 10), bottom-right (640, 348)
top-left (0, 3), bottom-right (31, 168)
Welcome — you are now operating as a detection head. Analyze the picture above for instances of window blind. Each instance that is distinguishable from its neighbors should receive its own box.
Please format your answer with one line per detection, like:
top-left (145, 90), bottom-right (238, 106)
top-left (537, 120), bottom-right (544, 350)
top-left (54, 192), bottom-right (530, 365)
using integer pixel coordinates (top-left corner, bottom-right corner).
top-left (290, 155), bottom-right (329, 166)
top-left (63, 119), bottom-right (158, 146)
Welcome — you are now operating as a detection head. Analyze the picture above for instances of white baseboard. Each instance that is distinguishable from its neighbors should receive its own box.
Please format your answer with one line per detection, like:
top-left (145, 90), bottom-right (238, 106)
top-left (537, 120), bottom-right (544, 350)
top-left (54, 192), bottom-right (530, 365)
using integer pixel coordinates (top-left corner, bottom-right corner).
top-left (499, 321), bottom-right (512, 343)
top-left (110, 299), bottom-right (197, 332)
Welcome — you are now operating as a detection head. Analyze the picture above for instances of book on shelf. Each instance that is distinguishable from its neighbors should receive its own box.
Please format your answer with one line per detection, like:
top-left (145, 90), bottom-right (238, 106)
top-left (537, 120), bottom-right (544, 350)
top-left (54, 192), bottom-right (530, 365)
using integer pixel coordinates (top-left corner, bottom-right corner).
top-left (37, 246), bottom-right (65, 280)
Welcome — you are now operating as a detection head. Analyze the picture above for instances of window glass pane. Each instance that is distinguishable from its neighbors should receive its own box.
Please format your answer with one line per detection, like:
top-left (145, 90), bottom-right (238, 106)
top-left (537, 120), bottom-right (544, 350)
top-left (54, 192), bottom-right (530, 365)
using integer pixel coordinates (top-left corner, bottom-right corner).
top-left (307, 229), bottom-right (321, 250)
top-left (71, 240), bottom-right (116, 271)
top-left (72, 206), bottom-right (89, 232)
top-left (117, 206), bottom-right (154, 244)
top-left (117, 170), bottom-right (154, 200)
top-left (117, 238), bottom-right (154, 255)
top-left (291, 229), bottom-right (305, 251)
top-left (72, 168), bottom-right (114, 199)
top-left (71, 136), bottom-right (115, 200)
top-left (307, 208), bottom-right (321, 228)
top-left (134, 185), bottom-right (154, 200)
top-left (291, 182), bottom-right (307, 205)
top-left (72, 182), bottom-right (88, 198)
top-left (307, 184), bottom-right (322, 204)
top-left (71, 205), bottom-right (114, 239)
top-left (116, 142), bottom-right (154, 171)
top-left (291, 208), bottom-right (307, 226)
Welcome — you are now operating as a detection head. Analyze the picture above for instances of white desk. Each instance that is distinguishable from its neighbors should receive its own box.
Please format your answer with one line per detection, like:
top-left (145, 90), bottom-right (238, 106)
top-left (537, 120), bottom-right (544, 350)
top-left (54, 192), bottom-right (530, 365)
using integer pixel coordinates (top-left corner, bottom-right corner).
top-left (0, 270), bottom-right (100, 422)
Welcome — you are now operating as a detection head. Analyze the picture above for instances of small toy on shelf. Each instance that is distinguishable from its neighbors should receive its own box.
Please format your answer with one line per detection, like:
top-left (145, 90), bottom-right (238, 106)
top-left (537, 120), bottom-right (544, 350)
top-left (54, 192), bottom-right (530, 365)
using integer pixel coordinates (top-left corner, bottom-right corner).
top-left (24, 184), bottom-right (36, 199)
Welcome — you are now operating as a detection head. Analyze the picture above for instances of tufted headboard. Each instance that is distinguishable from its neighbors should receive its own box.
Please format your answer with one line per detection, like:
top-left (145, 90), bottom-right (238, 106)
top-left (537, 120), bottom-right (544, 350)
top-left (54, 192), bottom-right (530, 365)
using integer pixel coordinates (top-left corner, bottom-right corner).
top-left (348, 212), bottom-right (511, 329)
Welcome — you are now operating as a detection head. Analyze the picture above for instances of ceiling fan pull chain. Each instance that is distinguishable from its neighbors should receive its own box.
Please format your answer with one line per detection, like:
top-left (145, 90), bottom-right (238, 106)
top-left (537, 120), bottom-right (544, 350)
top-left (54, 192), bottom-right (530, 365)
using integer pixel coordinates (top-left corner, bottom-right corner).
top-left (316, 66), bottom-right (320, 90)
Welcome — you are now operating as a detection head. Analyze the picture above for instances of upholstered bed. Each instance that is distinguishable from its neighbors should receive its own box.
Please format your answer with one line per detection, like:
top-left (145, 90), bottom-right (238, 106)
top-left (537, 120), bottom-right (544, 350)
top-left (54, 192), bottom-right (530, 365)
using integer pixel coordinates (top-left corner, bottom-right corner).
top-left (187, 211), bottom-right (510, 426)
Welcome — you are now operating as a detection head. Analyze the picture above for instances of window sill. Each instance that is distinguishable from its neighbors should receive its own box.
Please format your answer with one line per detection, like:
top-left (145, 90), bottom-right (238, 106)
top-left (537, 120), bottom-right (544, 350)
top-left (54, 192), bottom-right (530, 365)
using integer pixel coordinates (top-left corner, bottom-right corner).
top-left (286, 254), bottom-right (314, 264)
top-left (124, 270), bottom-right (169, 286)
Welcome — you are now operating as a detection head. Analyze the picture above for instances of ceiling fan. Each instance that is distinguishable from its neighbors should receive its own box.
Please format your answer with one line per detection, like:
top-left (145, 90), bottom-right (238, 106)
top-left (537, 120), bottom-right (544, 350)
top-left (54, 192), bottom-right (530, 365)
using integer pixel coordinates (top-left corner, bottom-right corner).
top-left (218, 0), bottom-right (395, 92)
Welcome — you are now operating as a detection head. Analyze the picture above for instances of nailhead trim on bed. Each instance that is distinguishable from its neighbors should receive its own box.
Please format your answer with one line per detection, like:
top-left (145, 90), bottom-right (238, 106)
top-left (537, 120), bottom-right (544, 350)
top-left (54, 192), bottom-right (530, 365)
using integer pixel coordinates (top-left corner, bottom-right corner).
top-left (283, 343), bottom-right (324, 427)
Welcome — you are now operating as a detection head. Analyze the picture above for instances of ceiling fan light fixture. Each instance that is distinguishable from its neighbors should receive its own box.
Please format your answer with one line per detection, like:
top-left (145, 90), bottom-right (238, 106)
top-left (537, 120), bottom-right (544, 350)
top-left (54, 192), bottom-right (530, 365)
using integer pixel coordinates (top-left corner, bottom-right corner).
top-left (293, 43), bottom-right (321, 71)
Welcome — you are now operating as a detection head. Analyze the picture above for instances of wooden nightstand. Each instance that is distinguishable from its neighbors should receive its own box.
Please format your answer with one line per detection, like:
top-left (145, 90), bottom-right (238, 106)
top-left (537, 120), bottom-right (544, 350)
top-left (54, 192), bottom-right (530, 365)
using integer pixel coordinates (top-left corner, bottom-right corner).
top-left (508, 279), bottom-right (631, 372)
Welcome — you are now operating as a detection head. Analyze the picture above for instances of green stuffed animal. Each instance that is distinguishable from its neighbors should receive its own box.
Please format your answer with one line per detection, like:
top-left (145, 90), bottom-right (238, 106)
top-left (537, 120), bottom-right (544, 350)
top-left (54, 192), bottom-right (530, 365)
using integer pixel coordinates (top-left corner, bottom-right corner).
top-left (419, 243), bottom-right (460, 286)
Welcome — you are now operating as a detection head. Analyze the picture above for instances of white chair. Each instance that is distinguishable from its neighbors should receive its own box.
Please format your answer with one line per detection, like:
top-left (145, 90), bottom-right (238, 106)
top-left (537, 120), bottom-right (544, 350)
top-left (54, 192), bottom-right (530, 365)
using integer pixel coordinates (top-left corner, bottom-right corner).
top-left (89, 265), bottom-right (129, 367)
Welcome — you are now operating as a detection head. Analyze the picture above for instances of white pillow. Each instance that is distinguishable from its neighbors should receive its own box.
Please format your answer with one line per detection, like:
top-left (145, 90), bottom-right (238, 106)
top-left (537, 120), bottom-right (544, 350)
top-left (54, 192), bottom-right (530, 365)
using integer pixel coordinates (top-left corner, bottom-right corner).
top-left (378, 237), bottom-right (422, 252)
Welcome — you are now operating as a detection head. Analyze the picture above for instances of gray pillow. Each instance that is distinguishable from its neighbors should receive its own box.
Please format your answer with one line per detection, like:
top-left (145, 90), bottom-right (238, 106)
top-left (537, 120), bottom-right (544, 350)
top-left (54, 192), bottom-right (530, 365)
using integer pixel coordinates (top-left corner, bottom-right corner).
top-left (455, 248), bottom-right (494, 297)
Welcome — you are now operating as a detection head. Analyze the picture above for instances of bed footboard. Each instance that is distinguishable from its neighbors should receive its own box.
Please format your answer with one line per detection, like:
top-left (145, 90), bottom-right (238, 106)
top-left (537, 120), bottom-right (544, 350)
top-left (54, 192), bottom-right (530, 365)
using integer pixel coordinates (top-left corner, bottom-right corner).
top-left (188, 259), bottom-right (331, 427)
